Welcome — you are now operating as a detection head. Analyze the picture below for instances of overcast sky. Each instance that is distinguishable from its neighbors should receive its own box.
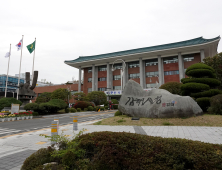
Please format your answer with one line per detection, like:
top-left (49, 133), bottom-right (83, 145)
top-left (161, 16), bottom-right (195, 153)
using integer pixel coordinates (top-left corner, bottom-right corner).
top-left (0, 0), bottom-right (221, 84)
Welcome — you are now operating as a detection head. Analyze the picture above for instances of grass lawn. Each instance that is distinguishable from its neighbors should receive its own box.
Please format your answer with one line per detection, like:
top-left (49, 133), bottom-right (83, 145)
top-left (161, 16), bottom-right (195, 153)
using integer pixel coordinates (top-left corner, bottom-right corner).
top-left (93, 114), bottom-right (222, 126)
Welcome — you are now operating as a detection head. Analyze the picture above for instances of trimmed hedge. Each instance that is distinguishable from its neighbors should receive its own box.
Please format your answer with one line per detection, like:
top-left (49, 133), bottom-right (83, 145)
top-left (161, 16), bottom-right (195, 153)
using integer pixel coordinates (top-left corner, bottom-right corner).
top-left (88, 106), bottom-right (93, 111)
top-left (70, 108), bottom-right (76, 113)
top-left (0, 97), bottom-right (22, 111)
top-left (185, 63), bottom-right (215, 74)
top-left (208, 94), bottom-right (222, 115)
top-left (84, 108), bottom-right (88, 111)
top-left (77, 108), bottom-right (81, 112)
top-left (181, 78), bottom-right (221, 87)
top-left (115, 110), bottom-right (122, 116)
top-left (73, 101), bottom-right (94, 110)
top-left (186, 69), bottom-right (216, 78)
top-left (100, 107), bottom-right (104, 111)
top-left (196, 97), bottom-right (210, 112)
top-left (159, 82), bottom-right (182, 95)
top-left (24, 103), bottom-right (39, 112)
top-left (65, 108), bottom-right (69, 113)
top-left (105, 106), bottom-right (108, 110)
top-left (181, 83), bottom-right (210, 92)
top-left (191, 89), bottom-right (222, 98)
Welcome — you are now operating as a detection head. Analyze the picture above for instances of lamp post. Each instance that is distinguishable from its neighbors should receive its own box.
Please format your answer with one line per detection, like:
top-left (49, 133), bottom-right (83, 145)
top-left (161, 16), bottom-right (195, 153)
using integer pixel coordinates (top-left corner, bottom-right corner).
top-left (111, 59), bottom-right (126, 91)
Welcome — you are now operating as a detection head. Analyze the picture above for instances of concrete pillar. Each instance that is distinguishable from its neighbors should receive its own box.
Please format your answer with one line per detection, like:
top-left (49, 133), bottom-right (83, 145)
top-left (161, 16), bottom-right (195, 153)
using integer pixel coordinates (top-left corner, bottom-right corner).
top-left (123, 62), bottom-right (128, 89)
top-left (92, 64), bottom-right (95, 91)
top-left (107, 62), bottom-right (110, 90)
top-left (200, 49), bottom-right (205, 62)
top-left (139, 58), bottom-right (145, 89)
top-left (78, 66), bottom-right (81, 92)
top-left (95, 66), bottom-right (98, 91)
top-left (158, 55), bottom-right (163, 86)
top-left (178, 52), bottom-right (184, 81)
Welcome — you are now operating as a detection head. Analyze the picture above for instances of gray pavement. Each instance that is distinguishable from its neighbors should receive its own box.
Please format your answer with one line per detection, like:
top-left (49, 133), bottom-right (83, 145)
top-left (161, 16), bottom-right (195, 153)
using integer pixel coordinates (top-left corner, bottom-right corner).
top-left (0, 120), bottom-right (222, 170)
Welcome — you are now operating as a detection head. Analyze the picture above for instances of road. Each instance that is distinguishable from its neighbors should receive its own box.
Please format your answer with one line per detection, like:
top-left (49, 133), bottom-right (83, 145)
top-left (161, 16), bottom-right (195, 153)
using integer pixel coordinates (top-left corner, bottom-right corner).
top-left (0, 111), bottom-right (115, 137)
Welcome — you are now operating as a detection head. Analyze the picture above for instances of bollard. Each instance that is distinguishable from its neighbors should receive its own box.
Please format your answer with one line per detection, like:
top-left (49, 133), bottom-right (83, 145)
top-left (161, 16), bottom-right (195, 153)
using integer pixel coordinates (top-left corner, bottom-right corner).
top-left (54, 117), bottom-right (59, 131)
top-left (51, 120), bottom-right (58, 145)
top-left (73, 116), bottom-right (78, 131)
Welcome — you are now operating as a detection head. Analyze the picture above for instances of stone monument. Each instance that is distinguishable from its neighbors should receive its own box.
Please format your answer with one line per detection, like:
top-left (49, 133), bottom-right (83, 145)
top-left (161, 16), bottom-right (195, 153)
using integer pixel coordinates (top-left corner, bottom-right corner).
top-left (119, 80), bottom-right (203, 118)
top-left (18, 71), bottom-right (38, 107)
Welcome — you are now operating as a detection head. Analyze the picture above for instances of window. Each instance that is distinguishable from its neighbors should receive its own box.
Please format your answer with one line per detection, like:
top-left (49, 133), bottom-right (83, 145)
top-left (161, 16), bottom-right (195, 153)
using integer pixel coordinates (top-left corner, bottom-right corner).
top-left (164, 70), bottom-right (179, 75)
top-left (88, 78), bottom-right (92, 82)
top-left (146, 84), bottom-right (156, 88)
top-left (113, 86), bottom-right (121, 90)
top-left (98, 66), bottom-right (107, 71)
top-left (113, 75), bottom-right (121, 80)
top-left (113, 63), bottom-right (122, 70)
top-left (145, 59), bottom-right (158, 66)
top-left (129, 73), bottom-right (140, 79)
top-left (88, 67), bottom-right (92, 73)
top-left (146, 71), bottom-right (159, 77)
top-left (128, 61), bottom-right (139, 68)
top-left (163, 56), bottom-right (178, 64)
top-left (98, 77), bottom-right (106, 81)
top-left (183, 55), bottom-right (194, 62)
top-left (88, 88), bottom-right (92, 93)
top-left (98, 87), bottom-right (106, 91)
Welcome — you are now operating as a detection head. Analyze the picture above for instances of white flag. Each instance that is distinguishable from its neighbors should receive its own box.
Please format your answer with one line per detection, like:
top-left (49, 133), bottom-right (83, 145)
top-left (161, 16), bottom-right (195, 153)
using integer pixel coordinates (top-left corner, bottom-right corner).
top-left (5, 52), bottom-right (10, 58)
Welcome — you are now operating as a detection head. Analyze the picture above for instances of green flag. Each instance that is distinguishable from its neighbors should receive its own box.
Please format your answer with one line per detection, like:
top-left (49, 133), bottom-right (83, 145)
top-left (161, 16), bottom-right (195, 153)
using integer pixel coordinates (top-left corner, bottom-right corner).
top-left (27, 41), bottom-right (35, 54)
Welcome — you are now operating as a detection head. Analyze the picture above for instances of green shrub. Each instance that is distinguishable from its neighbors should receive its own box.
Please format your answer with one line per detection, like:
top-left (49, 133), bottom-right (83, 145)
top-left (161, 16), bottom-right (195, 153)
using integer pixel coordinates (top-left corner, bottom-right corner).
top-left (113, 105), bottom-right (118, 109)
top-left (70, 108), bottom-right (76, 113)
top-left (65, 108), bottom-right (69, 113)
top-left (186, 69), bottom-right (216, 78)
top-left (111, 99), bottom-right (119, 104)
top-left (93, 107), bottom-right (97, 111)
top-left (73, 101), bottom-right (94, 110)
top-left (115, 110), bottom-right (122, 116)
top-left (21, 147), bottom-right (55, 170)
top-left (84, 108), bottom-right (88, 111)
top-left (105, 106), bottom-right (108, 110)
top-left (39, 103), bottom-right (60, 114)
top-left (0, 97), bottom-right (22, 111)
top-left (100, 107), bottom-right (104, 111)
top-left (196, 97), bottom-right (210, 112)
top-left (48, 99), bottom-right (67, 110)
top-left (191, 89), bottom-right (222, 98)
top-left (181, 83), bottom-right (210, 92)
top-left (185, 63), bottom-right (215, 75)
top-left (88, 106), bottom-right (93, 111)
top-left (181, 78), bottom-right (221, 87)
top-left (32, 112), bottom-right (39, 116)
top-left (24, 103), bottom-right (39, 112)
top-left (77, 108), bottom-right (81, 112)
top-left (159, 82), bottom-right (182, 95)
top-left (208, 94), bottom-right (222, 115)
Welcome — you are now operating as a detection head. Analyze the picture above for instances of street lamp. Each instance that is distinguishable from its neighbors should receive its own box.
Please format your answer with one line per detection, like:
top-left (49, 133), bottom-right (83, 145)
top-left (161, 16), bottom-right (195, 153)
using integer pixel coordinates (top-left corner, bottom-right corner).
top-left (111, 59), bottom-right (126, 91)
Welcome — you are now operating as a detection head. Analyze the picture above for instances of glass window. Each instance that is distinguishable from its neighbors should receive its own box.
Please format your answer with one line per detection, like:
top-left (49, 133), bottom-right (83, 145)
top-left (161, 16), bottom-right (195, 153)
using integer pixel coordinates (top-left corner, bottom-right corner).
top-left (88, 67), bottom-right (92, 73)
top-left (146, 84), bottom-right (156, 88)
top-left (146, 71), bottom-right (159, 77)
top-left (113, 86), bottom-right (121, 90)
top-left (129, 73), bottom-right (140, 79)
top-left (98, 87), bottom-right (106, 91)
top-left (98, 77), bottom-right (106, 81)
top-left (183, 55), bottom-right (194, 62)
top-left (88, 88), bottom-right (92, 93)
top-left (113, 75), bottom-right (121, 80)
top-left (98, 66), bottom-right (107, 71)
top-left (163, 56), bottom-right (178, 64)
top-left (128, 61), bottom-right (139, 68)
top-left (88, 78), bottom-right (92, 82)
top-left (164, 70), bottom-right (179, 75)
top-left (113, 63), bottom-right (122, 70)
top-left (145, 59), bottom-right (158, 66)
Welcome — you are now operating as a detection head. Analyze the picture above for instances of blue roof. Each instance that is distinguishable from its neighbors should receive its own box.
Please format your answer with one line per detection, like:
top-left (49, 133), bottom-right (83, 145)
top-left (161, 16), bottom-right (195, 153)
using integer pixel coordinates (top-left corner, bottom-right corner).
top-left (65, 36), bottom-right (220, 64)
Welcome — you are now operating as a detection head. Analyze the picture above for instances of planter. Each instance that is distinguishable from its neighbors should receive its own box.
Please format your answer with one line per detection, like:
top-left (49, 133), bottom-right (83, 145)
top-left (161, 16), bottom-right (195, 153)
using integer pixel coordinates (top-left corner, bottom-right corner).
top-left (7, 118), bottom-right (11, 121)
top-left (1, 118), bottom-right (5, 122)
top-left (21, 117), bottom-right (25, 120)
top-left (30, 116), bottom-right (33, 119)
top-left (11, 118), bottom-right (16, 121)
top-left (17, 117), bottom-right (20, 120)
top-left (26, 116), bottom-right (29, 119)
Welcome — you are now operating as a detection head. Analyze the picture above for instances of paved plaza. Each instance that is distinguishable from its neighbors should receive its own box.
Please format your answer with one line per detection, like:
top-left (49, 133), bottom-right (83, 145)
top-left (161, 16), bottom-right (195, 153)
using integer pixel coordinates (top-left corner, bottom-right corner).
top-left (0, 121), bottom-right (222, 170)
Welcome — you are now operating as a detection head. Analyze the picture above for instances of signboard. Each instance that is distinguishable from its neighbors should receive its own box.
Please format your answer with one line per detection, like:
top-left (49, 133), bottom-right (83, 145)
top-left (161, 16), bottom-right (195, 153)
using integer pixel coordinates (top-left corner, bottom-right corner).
top-left (11, 104), bottom-right (20, 114)
top-left (104, 90), bottom-right (122, 96)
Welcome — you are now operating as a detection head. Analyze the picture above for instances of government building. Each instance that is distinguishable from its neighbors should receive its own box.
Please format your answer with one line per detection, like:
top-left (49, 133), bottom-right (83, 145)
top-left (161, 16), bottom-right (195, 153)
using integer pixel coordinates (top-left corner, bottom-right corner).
top-left (64, 36), bottom-right (220, 99)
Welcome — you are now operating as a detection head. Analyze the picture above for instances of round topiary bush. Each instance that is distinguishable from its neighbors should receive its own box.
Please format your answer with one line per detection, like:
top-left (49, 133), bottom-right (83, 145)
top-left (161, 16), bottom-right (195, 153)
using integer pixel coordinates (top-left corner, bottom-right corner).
top-left (159, 82), bottom-right (182, 95)
top-left (77, 108), bottom-right (81, 112)
top-left (191, 89), bottom-right (222, 98)
top-left (196, 97), bottom-right (210, 112)
top-left (181, 83), bottom-right (210, 92)
top-left (24, 103), bottom-right (39, 112)
top-left (115, 110), bottom-right (122, 116)
top-left (65, 108), bottom-right (69, 113)
top-left (70, 108), bottom-right (76, 113)
top-left (181, 78), bottom-right (221, 87)
top-left (208, 94), bottom-right (222, 115)
top-left (88, 106), bottom-right (93, 111)
top-left (84, 108), bottom-right (88, 111)
top-left (0, 97), bottom-right (22, 111)
top-left (100, 107), bottom-right (104, 111)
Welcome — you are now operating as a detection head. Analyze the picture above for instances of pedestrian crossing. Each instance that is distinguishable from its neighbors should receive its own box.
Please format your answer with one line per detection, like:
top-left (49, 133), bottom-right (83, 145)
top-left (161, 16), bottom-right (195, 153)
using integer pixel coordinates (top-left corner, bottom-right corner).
top-left (0, 128), bottom-right (23, 137)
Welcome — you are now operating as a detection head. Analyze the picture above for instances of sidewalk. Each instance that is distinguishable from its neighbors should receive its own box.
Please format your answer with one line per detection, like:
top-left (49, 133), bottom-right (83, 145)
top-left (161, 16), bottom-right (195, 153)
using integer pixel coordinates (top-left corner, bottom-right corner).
top-left (0, 121), bottom-right (222, 170)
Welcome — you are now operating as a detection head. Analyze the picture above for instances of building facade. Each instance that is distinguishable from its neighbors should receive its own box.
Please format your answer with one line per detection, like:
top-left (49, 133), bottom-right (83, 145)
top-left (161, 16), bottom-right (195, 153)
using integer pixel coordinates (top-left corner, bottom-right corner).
top-left (65, 36), bottom-right (219, 98)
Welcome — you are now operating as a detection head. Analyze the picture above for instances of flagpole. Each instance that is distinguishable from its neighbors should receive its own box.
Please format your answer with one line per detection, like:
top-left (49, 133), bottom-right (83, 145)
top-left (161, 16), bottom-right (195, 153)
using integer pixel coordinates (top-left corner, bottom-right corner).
top-left (5, 44), bottom-right (11, 98)
top-left (17, 35), bottom-right (24, 100)
top-left (32, 37), bottom-right (36, 83)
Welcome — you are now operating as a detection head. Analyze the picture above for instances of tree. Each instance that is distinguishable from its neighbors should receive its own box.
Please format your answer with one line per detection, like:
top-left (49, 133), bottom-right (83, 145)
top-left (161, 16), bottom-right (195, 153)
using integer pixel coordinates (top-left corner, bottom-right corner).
top-left (159, 82), bottom-right (182, 95)
top-left (35, 92), bottom-right (52, 103)
top-left (73, 92), bottom-right (87, 101)
top-left (181, 63), bottom-right (222, 112)
top-left (86, 91), bottom-right (107, 106)
top-left (0, 97), bottom-right (22, 110)
top-left (203, 52), bottom-right (222, 89)
top-left (51, 88), bottom-right (71, 101)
